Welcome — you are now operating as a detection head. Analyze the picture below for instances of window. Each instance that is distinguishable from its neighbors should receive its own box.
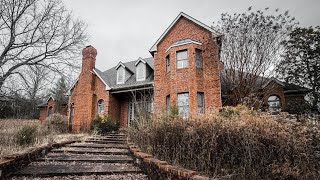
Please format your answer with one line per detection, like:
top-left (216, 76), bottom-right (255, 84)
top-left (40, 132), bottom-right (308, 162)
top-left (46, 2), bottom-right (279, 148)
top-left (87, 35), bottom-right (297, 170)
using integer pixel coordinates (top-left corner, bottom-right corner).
top-left (166, 95), bottom-right (170, 113)
top-left (268, 95), bottom-right (281, 112)
top-left (117, 66), bottom-right (125, 84)
top-left (176, 50), bottom-right (188, 69)
top-left (48, 107), bottom-right (53, 116)
top-left (177, 93), bottom-right (189, 118)
top-left (136, 62), bottom-right (146, 81)
top-left (195, 49), bottom-right (202, 68)
top-left (97, 99), bottom-right (104, 114)
top-left (166, 55), bottom-right (170, 72)
top-left (197, 92), bottom-right (204, 114)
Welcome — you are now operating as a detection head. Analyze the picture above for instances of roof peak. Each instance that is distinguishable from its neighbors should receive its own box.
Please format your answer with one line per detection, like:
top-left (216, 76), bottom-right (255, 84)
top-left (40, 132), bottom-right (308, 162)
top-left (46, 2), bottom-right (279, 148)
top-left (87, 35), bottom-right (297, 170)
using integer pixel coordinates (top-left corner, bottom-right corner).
top-left (149, 12), bottom-right (222, 54)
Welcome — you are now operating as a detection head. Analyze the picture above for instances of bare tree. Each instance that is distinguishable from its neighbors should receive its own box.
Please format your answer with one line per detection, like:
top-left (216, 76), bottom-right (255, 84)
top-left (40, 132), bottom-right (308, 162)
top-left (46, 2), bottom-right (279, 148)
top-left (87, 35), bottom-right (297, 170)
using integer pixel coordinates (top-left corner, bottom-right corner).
top-left (20, 66), bottom-right (50, 117)
top-left (216, 7), bottom-right (298, 106)
top-left (0, 0), bottom-right (87, 90)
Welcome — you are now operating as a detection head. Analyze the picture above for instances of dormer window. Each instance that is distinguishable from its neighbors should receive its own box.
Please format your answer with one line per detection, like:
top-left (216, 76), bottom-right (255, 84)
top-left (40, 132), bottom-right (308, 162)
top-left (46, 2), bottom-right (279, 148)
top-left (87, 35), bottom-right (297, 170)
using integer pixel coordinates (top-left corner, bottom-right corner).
top-left (117, 66), bottom-right (125, 84)
top-left (136, 62), bottom-right (146, 81)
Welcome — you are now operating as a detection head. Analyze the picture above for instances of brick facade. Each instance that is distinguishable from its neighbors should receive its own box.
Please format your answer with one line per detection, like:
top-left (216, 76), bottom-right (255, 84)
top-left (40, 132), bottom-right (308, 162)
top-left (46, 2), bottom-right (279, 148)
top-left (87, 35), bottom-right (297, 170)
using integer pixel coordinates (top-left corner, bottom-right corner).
top-left (153, 17), bottom-right (222, 114)
top-left (63, 12), bottom-right (307, 132)
top-left (38, 97), bottom-right (67, 123)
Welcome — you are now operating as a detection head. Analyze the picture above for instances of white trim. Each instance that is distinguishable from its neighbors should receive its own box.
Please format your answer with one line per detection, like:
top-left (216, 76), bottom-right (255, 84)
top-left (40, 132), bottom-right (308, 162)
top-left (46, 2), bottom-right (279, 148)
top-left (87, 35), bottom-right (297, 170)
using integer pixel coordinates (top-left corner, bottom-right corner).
top-left (149, 12), bottom-right (221, 53)
top-left (115, 62), bottom-right (126, 70)
top-left (134, 57), bottom-right (146, 66)
top-left (47, 96), bottom-right (55, 102)
top-left (165, 40), bottom-right (202, 53)
top-left (92, 69), bottom-right (111, 90)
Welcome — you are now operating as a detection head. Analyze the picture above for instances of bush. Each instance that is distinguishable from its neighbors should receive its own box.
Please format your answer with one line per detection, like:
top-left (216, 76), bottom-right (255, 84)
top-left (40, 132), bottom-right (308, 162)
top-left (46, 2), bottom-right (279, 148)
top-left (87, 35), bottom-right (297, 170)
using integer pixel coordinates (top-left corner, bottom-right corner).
top-left (91, 114), bottom-right (119, 134)
top-left (129, 107), bottom-right (320, 179)
top-left (43, 113), bottom-right (69, 133)
top-left (16, 125), bottom-right (38, 146)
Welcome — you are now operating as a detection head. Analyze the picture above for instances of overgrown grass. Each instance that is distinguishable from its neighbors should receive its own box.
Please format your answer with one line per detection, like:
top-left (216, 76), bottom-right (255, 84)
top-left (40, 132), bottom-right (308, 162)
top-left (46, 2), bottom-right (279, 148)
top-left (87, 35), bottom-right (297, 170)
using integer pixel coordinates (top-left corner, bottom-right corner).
top-left (0, 115), bottom-right (88, 157)
top-left (129, 106), bottom-right (320, 179)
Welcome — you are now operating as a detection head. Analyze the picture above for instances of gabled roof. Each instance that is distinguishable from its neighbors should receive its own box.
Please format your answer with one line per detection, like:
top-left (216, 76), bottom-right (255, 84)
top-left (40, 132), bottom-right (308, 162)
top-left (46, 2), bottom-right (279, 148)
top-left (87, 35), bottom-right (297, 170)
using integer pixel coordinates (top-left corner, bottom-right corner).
top-left (93, 68), bottom-right (111, 90)
top-left (149, 12), bottom-right (222, 54)
top-left (220, 71), bottom-right (310, 95)
top-left (135, 57), bottom-right (146, 66)
top-left (95, 57), bottom-right (154, 90)
top-left (115, 61), bottom-right (126, 70)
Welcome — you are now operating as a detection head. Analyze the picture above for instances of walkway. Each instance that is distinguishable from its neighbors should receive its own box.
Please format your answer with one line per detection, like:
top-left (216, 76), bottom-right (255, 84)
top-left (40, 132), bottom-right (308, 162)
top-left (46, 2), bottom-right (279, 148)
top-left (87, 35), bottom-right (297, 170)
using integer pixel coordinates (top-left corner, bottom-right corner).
top-left (11, 133), bottom-right (148, 179)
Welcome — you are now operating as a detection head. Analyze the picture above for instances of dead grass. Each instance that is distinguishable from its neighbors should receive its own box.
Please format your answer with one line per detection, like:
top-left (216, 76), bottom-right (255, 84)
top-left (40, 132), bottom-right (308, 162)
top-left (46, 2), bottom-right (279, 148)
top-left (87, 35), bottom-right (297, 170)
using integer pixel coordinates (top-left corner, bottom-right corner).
top-left (129, 106), bottom-right (320, 179)
top-left (0, 119), bottom-right (88, 158)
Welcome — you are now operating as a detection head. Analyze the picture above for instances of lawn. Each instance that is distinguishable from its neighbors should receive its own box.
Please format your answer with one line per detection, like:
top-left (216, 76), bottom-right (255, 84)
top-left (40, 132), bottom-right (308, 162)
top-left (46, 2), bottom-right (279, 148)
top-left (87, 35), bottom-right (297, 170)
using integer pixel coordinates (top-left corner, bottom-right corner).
top-left (0, 118), bottom-right (87, 157)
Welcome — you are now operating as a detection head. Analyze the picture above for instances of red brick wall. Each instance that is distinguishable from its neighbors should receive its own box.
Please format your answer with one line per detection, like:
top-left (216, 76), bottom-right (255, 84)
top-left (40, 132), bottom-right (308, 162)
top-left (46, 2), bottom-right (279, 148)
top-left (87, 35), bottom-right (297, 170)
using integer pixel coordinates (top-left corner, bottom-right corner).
top-left (38, 98), bottom-right (55, 122)
top-left (119, 99), bottom-right (129, 128)
top-left (39, 108), bottom-right (47, 122)
top-left (153, 17), bottom-right (222, 115)
top-left (262, 81), bottom-right (286, 109)
top-left (69, 46), bottom-right (97, 132)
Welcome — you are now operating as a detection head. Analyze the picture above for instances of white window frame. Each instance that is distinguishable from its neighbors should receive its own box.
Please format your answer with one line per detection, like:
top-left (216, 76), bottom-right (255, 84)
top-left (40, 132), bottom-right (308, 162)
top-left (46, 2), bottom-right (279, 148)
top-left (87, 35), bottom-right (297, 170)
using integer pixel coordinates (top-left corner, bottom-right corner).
top-left (117, 66), bottom-right (125, 84)
top-left (177, 93), bottom-right (189, 118)
top-left (97, 99), bottom-right (104, 114)
top-left (176, 50), bottom-right (188, 69)
top-left (268, 95), bottom-right (281, 112)
top-left (136, 62), bottom-right (146, 81)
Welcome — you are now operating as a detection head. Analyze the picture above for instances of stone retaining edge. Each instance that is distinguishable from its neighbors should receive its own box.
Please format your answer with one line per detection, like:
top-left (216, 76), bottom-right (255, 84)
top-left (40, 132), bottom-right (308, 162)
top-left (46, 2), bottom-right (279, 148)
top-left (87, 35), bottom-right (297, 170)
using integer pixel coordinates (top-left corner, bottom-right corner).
top-left (0, 140), bottom-right (80, 178)
top-left (127, 142), bottom-right (217, 180)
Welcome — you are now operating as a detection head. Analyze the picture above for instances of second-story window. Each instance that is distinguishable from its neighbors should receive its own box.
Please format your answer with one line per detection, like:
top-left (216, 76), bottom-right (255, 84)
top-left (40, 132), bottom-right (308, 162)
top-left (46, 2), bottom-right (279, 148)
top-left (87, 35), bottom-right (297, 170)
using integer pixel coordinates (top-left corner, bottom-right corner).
top-left (117, 66), bottom-right (125, 84)
top-left (136, 62), bottom-right (146, 81)
top-left (176, 50), bottom-right (188, 69)
top-left (166, 55), bottom-right (170, 72)
top-left (195, 49), bottom-right (202, 68)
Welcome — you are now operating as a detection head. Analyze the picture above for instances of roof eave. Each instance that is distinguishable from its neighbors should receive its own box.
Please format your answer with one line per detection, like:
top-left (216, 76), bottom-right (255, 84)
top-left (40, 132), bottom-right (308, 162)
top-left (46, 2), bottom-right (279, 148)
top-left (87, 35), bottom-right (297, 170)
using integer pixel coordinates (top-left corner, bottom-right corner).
top-left (93, 69), bottom-right (111, 90)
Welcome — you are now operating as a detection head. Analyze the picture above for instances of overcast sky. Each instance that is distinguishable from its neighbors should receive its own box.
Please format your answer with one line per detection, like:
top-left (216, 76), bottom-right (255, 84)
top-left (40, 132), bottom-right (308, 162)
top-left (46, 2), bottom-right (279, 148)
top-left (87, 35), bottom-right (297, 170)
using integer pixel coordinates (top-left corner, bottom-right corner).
top-left (62, 0), bottom-right (320, 71)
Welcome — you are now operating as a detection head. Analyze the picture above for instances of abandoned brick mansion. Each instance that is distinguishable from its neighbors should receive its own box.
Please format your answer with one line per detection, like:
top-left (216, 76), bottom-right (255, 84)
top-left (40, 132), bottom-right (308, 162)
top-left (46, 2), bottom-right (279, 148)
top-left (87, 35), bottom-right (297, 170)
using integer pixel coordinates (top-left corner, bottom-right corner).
top-left (38, 12), bottom-right (309, 131)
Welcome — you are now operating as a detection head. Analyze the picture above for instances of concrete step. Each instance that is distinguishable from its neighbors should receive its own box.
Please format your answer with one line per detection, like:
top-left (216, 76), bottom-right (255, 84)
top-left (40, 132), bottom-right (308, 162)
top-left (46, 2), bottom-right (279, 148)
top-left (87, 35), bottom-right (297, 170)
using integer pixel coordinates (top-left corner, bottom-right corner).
top-left (84, 140), bottom-right (126, 144)
top-left (86, 137), bottom-right (126, 142)
top-left (14, 163), bottom-right (142, 177)
top-left (51, 147), bottom-right (130, 155)
top-left (66, 143), bottom-right (128, 149)
top-left (37, 153), bottom-right (134, 163)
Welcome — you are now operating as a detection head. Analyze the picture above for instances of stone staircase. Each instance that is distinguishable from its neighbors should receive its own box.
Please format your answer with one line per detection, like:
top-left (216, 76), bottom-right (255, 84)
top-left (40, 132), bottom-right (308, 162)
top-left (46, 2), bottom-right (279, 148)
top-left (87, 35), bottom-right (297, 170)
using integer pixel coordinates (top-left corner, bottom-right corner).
top-left (11, 133), bottom-right (148, 179)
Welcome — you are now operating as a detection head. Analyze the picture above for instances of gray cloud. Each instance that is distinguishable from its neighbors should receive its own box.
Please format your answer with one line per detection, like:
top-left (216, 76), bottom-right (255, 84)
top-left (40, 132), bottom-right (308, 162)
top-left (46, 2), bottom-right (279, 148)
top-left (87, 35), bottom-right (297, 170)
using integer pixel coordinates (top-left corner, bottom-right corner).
top-left (62, 0), bottom-right (320, 70)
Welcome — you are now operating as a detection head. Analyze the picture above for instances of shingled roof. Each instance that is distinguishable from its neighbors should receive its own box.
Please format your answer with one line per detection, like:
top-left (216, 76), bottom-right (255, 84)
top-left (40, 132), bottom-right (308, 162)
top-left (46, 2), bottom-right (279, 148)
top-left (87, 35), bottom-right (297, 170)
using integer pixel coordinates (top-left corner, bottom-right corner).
top-left (94, 57), bottom-right (154, 91)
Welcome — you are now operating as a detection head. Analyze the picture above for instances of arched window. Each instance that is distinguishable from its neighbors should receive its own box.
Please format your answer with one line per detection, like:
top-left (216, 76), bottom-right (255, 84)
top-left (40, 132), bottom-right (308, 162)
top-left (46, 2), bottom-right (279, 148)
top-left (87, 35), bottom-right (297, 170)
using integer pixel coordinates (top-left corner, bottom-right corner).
top-left (268, 95), bottom-right (281, 111)
top-left (97, 99), bottom-right (104, 114)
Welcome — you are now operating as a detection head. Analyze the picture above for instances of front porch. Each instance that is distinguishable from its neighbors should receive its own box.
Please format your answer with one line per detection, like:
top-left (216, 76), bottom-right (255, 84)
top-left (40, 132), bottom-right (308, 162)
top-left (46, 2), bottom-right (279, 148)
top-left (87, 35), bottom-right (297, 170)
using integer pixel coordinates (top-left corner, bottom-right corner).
top-left (109, 86), bottom-right (153, 128)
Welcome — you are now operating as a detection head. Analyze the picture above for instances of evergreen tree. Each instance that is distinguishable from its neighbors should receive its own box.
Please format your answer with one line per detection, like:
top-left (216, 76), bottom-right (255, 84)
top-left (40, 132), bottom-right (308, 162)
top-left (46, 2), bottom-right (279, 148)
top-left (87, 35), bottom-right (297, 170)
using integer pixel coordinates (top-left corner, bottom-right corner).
top-left (51, 77), bottom-right (68, 113)
top-left (278, 26), bottom-right (320, 111)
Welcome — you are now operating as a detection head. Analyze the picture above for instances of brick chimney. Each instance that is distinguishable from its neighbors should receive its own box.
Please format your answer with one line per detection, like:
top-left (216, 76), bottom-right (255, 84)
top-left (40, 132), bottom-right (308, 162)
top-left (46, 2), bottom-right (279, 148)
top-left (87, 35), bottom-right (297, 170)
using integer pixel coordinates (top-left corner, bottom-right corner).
top-left (72, 45), bottom-right (97, 132)
top-left (81, 45), bottom-right (97, 73)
